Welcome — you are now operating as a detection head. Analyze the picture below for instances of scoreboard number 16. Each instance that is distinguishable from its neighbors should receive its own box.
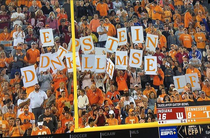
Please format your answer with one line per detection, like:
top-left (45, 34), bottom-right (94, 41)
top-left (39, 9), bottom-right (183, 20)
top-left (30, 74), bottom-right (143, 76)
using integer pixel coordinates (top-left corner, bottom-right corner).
top-left (159, 113), bottom-right (166, 120)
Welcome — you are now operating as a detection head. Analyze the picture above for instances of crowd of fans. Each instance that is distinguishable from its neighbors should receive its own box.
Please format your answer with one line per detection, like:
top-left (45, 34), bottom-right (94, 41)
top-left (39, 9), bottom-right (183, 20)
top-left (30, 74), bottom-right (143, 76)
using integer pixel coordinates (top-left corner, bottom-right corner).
top-left (0, 0), bottom-right (210, 137)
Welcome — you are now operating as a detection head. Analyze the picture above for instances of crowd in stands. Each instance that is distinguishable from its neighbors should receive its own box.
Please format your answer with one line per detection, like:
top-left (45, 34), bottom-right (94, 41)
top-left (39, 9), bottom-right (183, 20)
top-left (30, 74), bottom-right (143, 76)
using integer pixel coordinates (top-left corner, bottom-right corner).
top-left (0, 0), bottom-right (210, 137)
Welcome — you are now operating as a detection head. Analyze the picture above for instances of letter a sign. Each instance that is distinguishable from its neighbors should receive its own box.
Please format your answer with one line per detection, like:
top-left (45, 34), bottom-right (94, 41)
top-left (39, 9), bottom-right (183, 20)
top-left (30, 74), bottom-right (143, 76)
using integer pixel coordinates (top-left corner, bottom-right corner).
top-left (21, 65), bottom-right (38, 88)
top-left (40, 29), bottom-right (54, 47)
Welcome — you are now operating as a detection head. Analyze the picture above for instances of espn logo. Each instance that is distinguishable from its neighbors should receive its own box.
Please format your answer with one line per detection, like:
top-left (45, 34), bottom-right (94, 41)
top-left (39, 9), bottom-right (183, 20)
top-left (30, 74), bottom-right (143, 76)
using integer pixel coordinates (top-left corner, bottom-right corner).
top-left (161, 131), bottom-right (176, 136)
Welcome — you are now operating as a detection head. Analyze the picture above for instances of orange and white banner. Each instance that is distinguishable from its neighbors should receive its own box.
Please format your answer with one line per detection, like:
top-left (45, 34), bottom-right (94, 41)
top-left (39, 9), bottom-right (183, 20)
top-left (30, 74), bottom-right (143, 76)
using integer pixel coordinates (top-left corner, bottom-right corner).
top-left (82, 55), bottom-right (95, 72)
top-left (173, 75), bottom-right (186, 92)
top-left (21, 65), bottom-right (38, 88)
top-left (105, 36), bottom-right (118, 53)
top-left (185, 73), bottom-right (201, 91)
top-left (145, 34), bottom-right (158, 52)
top-left (39, 53), bottom-right (51, 73)
top-left (40, 29), bottom-right (54, 47)
top-left (144, 56), bottom-right (157, 75)
top-left (67, 38), bottom-right (80, 52)
top-left (50, 53), bottom-right (65, 72)
top-left (57, 46), bottom-right (68, 60)
top-left (117, 28), bottom-right (127, 46)
top-left (115, 51), bottom-right (128, 70)
top-left (80, 36), bottom-right (94, 54)
top-left (131, 26), bottom-right (144, 44)
top-left (106, 58), bottom-right (115, 79)
top-left (65, 52), bottom-right (81, 72)
top-left (129, 49), bottom-right (143, 68)
top-left (95, 55), bottom-right (106, 73)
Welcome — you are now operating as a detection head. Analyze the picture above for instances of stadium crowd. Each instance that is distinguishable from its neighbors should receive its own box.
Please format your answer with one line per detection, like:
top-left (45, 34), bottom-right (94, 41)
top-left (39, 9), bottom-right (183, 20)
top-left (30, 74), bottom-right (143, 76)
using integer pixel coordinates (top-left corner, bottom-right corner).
top-left (0, 0), bottom-right (210, 137)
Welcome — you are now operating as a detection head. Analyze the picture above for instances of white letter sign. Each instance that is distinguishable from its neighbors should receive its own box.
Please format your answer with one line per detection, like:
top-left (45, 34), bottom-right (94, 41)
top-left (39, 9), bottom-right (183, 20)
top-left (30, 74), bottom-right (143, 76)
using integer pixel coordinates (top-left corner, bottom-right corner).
top-left (145, 34), bottom-right (158, 52)
top-left (117, 28), bottom-right (127, 46)
top-left (131, 26), bottom-right (144, 44)
top-left (185, 73), bottom-right (201, 91)
top-left (50, 53), bottom-right (65, 72)
top-left (40, 29), bottom-right (54, 47)
top-left (95, 55), bottom-right (106, 73)
top-left (67, 38), bottom-right (80, 52)
top-left (144, 56), bottom-right (157, 75)
top-left (115, 51), bottom-right (128, 70)
top-left (105, 36), bottom-right (118, 53)
top-left (65, 52), bottom-right (81, 72)
top-left (39, 53), bottom-right (51, 73)
top-left (106, 58), bottom-right (115, 79)
top-left (21, 65), bottom-right (38, 88)
top-left (129, 49), bottom-right (143, 68)
top-left (80, 36), bottom-right (94, 54)
top-left (173, 75), bottom-right (186, 92)
top-left (57, 46), bottom-right (68, 60)
top-left (82, 55), bottom-right (95, 72)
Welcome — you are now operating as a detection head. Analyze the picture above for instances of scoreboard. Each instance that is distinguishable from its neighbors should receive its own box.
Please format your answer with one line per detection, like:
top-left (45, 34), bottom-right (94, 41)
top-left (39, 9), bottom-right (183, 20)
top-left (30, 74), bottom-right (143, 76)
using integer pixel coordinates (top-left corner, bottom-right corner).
top-left (157, 103), bottom-right (210, 125)
top-left (157, 107), bottom-right (186, 124)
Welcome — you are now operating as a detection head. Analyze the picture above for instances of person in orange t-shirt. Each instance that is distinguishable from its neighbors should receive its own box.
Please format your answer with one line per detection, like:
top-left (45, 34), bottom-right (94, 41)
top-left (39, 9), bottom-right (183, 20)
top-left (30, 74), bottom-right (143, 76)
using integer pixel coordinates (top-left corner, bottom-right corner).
top-left (18, 105), bottom-right (35, 130)
top-left (55, 82), bottom-right (68, 99)
top-left (9, 118), bottom-right (25, 137)
top-left (174, 0), bottom-right (184, 6)
top-left (103, 18), bottom-right (116, 36)
top-left (106, 85), bottom-right (120, 106)
top-left (106, 110), bottom-right (118, 126)
top-left (186, 63), bottom-right (201, 79)
top-left (151, 1), bottom-right (163, 21)
top-left (184, 10), bottom-right (193, 28)
top-left (0, 52), bottom-right (8, 68)
top-left (0, 116), bottom-right (9, 137)
top-left (54, 120), bottom-right (64, 134)
top-left (28, 0), bottom-right (42, 8)
top-left (31, 121), bottom-right (51, 136)
top-left (57, 91), bottom-right (70, 115)
top-left (179, 28), bottom-right (193, 49)
top-left (61, 111), bottom-right (73, 129)
top-left (196, 10), bottom-right (206, 23)
top-left (10, 72), bottom-right (21, 88)
top-left (4, 106), bottom-right (16, 121)
top-left (163, 6), bottom-right (172, 23)
top-left (197, 91), bottom-right (210, 101)
top-left (0, 27), bottom-right (11, 43)
top-left (53, 70), bottom-right (68, 90)
top-left (57, 8), bottom-right (68, 26)
top-left (87, 84), bottom-right (104, 106)
top-left (96, 0), bottom-right (109, 17)
top-left (194, 28), bottom-right (206, 49)
top-left (158, 31), bottom-right (167, 50)
top-left (25, 42), bottom-right (40, 65)
top-left (153, 64), bottom-right (164, 88)
top-left (143, 82), bottom-right (157, 98)
top-left (125, 109), bottom-right (138, 124)
top-left (202, 79), bottom-right (210, 97)
top-left (116, 70), bottom-right (128, 94)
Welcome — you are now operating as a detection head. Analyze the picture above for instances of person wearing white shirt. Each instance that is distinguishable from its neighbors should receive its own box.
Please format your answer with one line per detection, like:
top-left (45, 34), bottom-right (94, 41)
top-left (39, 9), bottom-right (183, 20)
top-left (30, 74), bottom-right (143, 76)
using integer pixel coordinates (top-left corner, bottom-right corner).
top-left (113, 0), bottom-right (123, 12)
top-left (13, 25), bottom-right (25, 46)
top-left (27, 83), bottom-right (48, 123)
top-left (124, 94), bottom-right (136, 107)
top-left (97, 19), bottom-right (108, 47)
top-left (116, 6), bottom-right (128, 17)
top-left (78, 89), bottom-right (89, 117)
top-left (17, 91), bottom-right (32, 117)
top-left (11, 7), bottom-right (25, 27)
